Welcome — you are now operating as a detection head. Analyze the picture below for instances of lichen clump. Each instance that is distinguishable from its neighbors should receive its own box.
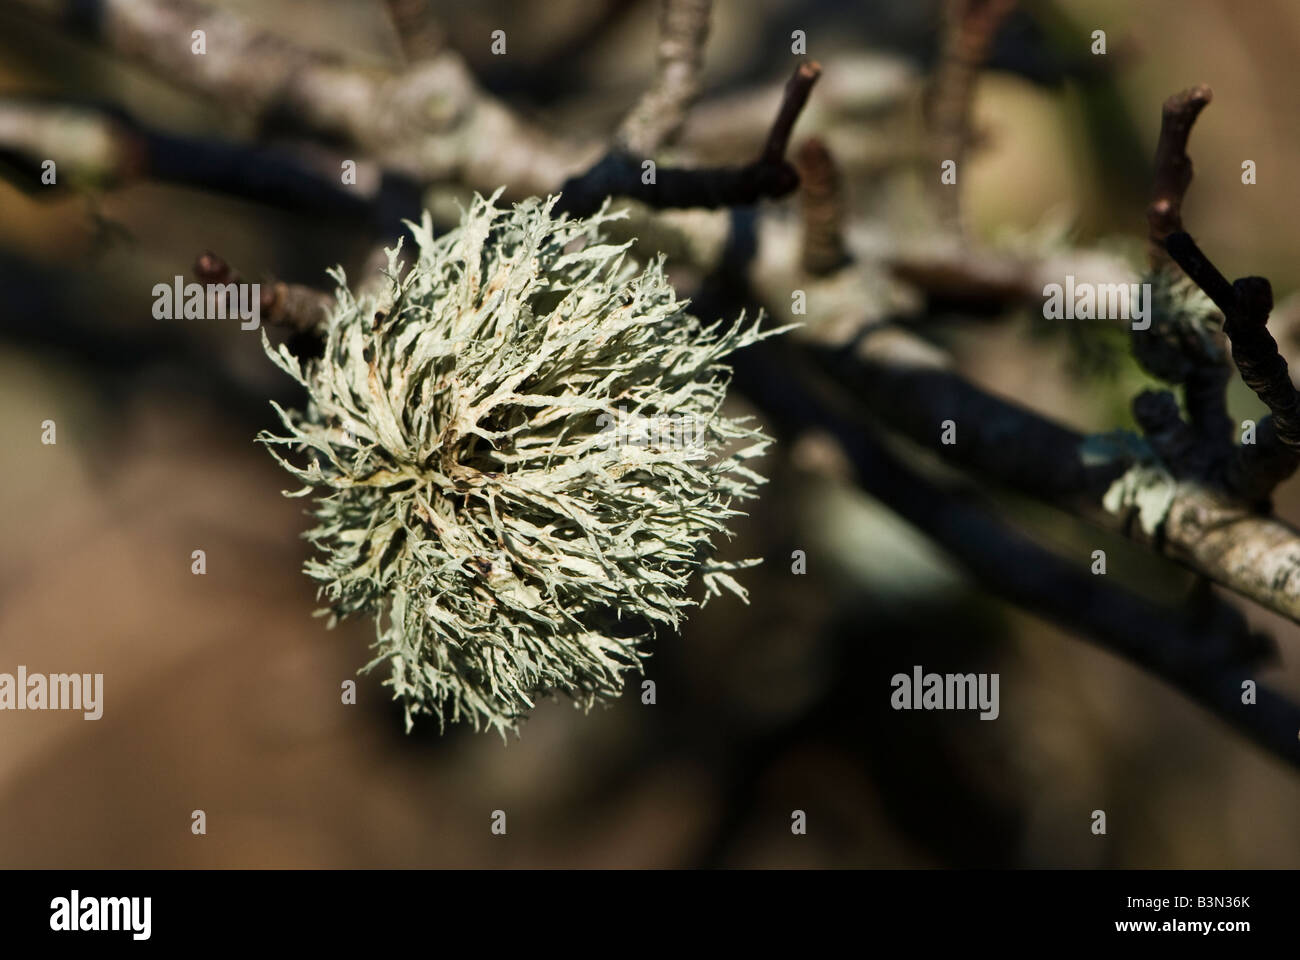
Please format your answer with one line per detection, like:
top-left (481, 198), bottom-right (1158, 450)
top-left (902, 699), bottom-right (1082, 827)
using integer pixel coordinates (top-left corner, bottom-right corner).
top-left (1132, 264), bottom-right (1223, 383)
top-left (260, 193), bottom-right (777, 735)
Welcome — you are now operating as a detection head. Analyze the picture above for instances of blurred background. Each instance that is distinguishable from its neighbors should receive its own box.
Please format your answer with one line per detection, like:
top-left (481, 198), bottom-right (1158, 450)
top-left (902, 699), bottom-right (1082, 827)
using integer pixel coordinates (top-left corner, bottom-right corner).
top-left (2, 0), bottom-right (1300, 868)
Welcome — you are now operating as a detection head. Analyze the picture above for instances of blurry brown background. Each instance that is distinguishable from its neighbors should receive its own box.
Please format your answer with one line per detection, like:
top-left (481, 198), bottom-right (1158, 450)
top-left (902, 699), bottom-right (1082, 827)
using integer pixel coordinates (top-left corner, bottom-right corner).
top-left (2, 0), bottom-right (1300, 868)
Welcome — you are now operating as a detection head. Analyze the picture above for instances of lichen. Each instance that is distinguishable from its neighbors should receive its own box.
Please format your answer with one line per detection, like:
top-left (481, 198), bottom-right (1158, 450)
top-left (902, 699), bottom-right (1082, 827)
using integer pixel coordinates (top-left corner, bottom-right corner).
top-left (1080, 429), bottom-right (1177, 536)
top-left (1132, 264), bottom-right (1224, 383)
top-left (259, 191), bottom-right (783, 735)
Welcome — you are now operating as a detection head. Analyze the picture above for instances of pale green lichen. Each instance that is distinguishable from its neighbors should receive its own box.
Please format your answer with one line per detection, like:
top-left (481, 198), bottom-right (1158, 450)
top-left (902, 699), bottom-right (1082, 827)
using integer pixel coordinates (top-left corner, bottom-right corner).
top-left (1133, 264), bottom-right (1224, 383)
top-left (1080, 430), bottom-right (1177, 536)
top-left (259, 192), bottom-right (782, 736)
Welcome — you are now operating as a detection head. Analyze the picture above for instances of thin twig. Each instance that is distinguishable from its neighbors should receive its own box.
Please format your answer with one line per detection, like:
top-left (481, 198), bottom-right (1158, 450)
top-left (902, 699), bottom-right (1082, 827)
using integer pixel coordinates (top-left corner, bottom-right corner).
top-left (1147, 85), bottom-right (1213, 257)
top-left (1134, 84), bottom-right (1232, 470)
top-left (1165, 231), bottom-right (1300, 499)
top-left (614, 0), bottom-right (713, 157)
top-left (927, 0), bottom-right (1017, 229)
top-left (558, 61), bottom-right (821, 217)
top-left (194, 252), bottom-right (332, 335)
top-left (761, 62), bottom-right (821, 165)
top-left (0, 99), bottom-right (419, 231)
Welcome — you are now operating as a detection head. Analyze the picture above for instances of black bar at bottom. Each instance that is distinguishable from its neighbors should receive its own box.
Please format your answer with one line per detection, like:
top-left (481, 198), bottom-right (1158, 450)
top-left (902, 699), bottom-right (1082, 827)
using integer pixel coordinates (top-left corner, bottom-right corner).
top-left (0, 869), bottom-right (1290, 947)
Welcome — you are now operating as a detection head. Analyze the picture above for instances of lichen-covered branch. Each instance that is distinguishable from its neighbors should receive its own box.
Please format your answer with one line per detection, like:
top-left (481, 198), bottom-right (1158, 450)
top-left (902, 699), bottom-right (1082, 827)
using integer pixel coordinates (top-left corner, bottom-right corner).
top-left (1164, 234), bottom-right (1299, 451)
top-left (1133, 85), bottom-right (1233, 473)
top-left (732, 341), bottom-right (1298, 771)
top-left (815, 326), bottom-right (1300, 624)
top-left (1165, 232), bottom-right (1300, 500)
top-left (1148, 87), bottom-right (1300, 499)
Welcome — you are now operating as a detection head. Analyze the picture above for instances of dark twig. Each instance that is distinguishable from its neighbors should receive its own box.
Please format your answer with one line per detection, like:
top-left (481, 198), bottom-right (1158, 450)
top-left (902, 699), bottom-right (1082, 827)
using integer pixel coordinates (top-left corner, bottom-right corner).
top-left (1162, 231), bottom-right (1235, 313)
top-left (557, 62), bottom-right (821, 217)
top-left (1165, 231), bottom-right (1300, 500)
top-left (0, 98), bottom-right (421, 233)
top-left (1147, 85), bottom-right (1212, 255)
top-left (731, 342), bottom-right (1296, 771)
top-left (760, 62), bottom-right (821, 166)
top-left (1133, 84), bottom-right (1234, 469)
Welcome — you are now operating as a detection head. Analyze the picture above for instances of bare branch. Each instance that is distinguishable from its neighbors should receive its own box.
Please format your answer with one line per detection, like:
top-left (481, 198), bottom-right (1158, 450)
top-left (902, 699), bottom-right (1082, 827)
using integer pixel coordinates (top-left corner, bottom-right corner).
top-left (0, 99), bottom-right (418, 228)
top-left (927, 0), bottom-right (1017, 228)
top-left (559, 61), bottom-right (821, 217)
top-left (12, 0), bottom-right (599, 196)
top-left (194, 252), bottom-right (331, 335)
top-left (1147, 84), bottom-right (1213, 257)
top-left (614, 0), bottom-right (713, 157)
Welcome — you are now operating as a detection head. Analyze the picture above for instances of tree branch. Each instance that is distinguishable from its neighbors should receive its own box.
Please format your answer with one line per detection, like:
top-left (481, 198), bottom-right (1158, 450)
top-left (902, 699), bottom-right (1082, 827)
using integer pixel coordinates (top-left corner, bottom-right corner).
top-left (613, 0), bottom-right (713, 158)
top-left (1166, 231), bottom-right (1300, 500)
top-left (12, 0), bottom-right (599, 196)
top-left (813, 324), bottom-right (1300, 625)
top-left (927, 0), bottom-right (1017, 229)
top-left (1147, 84), bottom-right (1212, 256)
top-left (193, 252), bottom-right (332, 335)
top-left (731, 341), bottom-right (1298, 771)
top-left (558, 61), bottom-right (820, 217)
top-left (0, 98), bottom-right (420, 230)
top-left (1132, 84), bottom-right (1233, 479)
top-left (811, 321), bottom-right (1300, 621)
